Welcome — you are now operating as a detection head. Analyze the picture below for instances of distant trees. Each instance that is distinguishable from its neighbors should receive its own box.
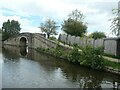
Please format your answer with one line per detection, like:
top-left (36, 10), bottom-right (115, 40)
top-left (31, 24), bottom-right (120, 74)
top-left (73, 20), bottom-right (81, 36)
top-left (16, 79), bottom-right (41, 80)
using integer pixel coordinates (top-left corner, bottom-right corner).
top-left (62, 9), bottom-right (87, 37)
top-left (110, 9), bottom-right (120, 36)
top-left (89, 31), bottom-right (106, 40)
top-left (39, 19), bottom-right (59, 38)
top-left (2, 19), bottom-right (21, 41)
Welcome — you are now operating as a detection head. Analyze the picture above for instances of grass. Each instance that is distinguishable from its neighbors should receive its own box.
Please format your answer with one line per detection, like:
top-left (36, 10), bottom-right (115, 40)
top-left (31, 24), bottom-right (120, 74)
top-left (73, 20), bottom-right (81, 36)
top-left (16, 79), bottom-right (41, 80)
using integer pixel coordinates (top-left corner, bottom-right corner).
top-left (36, 44), bottom-right (120, 71)
top-left (104, 59), bottom-right (120, 70)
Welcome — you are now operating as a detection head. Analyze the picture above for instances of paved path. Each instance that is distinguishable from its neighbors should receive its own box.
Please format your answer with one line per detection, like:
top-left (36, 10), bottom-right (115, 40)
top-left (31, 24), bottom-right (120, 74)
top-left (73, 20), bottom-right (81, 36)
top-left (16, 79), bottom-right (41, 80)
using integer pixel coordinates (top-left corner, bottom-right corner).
top-left (103, 56), bottom-right (120, 63)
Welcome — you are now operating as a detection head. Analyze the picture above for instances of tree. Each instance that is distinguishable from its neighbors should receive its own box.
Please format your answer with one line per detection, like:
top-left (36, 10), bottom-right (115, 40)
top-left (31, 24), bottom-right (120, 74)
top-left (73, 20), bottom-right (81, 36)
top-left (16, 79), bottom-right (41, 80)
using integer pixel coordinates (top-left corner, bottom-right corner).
top-left (62, 9), bottom-right (87, 37)
top-left (90, 31), bottom-right (106, 40)
top-left (110, 9), bottom-right (120, 36)
top-left (49, 36), bottom-right (57, 41)
top-left (2, 19), bottom-right (21, 41)
top-left (0, 28), bottom-right (2, 33)
top-left (39, 19), bottom-right (59, 38)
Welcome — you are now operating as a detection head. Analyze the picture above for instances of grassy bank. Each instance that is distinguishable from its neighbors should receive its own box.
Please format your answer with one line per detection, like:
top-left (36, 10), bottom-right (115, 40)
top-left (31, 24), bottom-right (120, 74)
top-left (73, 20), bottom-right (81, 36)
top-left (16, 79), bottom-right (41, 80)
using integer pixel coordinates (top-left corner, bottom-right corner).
top-left (36, 42), bottom-right (120, 73)
top-left (104, 59), bottom-right (120, 69)
top-left (36, 44), bottom-right (105, 70)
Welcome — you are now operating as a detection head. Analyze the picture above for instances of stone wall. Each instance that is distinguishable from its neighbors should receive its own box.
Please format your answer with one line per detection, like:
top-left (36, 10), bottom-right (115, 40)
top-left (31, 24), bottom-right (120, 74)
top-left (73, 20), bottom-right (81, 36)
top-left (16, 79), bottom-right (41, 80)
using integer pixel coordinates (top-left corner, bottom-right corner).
top-left (32, 33), bottom-right (56, 49)
top-left (3, 33), bottom-right (57, 49)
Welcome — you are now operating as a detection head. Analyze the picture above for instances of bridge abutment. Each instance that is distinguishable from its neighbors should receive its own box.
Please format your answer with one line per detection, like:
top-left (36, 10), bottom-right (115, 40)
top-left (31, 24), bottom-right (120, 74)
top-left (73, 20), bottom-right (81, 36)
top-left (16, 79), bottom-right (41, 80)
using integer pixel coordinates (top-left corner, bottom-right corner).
top-left (3, 33), bottom-right (57, 50)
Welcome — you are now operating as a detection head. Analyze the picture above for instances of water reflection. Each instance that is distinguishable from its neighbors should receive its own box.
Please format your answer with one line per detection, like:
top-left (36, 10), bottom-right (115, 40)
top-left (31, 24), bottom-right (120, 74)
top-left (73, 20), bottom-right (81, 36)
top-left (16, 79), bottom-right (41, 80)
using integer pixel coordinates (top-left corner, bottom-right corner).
top-left (0, 47), bottom-right (2, 90)
top-left (2, 45), bottom-right (120, 88)
top-left (20, 47), bottom-right (28, 56)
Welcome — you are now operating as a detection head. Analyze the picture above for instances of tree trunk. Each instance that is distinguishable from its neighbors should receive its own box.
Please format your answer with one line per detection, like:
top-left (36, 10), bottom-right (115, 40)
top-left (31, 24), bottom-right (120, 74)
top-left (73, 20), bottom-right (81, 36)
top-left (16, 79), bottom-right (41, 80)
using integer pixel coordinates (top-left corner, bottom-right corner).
top-left (47, 34), bottom-right (50, 39)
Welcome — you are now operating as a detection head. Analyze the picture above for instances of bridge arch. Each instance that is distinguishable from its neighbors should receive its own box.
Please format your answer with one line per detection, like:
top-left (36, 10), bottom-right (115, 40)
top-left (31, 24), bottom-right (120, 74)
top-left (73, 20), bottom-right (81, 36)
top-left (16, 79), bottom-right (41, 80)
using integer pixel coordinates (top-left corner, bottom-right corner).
top-left (19, 37), bottom-right (28, 46)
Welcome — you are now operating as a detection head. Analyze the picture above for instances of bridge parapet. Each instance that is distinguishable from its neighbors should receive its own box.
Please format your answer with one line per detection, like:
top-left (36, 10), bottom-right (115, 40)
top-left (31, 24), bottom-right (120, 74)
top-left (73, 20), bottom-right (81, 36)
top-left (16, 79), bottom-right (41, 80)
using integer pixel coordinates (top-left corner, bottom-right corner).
top-left (3, 33), bottom-right (57, 49)
top-left (32, 33), bottom-right (57, 49)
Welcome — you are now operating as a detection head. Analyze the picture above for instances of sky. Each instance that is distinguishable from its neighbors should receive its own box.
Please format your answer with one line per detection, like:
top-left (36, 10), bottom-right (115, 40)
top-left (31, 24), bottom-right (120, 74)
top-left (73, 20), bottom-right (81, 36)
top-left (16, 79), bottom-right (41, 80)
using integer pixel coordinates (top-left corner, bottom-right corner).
top-left (0, 0), bottom-right (120, 38)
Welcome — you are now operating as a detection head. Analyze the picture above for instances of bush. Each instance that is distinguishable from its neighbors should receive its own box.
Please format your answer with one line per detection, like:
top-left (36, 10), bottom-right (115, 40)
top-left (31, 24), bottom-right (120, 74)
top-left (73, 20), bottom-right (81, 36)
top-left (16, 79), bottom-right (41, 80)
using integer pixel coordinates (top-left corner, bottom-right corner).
top-left (49, 36), bottom-right (57, 41)
top-left (80, 46), bottom-right (104, 70)
top-left (53, 43), bottom-right (63, 57)
top-left (36, 44), bottom-right (105, 70)
top-left (67, 44), bottom-right (81, 63)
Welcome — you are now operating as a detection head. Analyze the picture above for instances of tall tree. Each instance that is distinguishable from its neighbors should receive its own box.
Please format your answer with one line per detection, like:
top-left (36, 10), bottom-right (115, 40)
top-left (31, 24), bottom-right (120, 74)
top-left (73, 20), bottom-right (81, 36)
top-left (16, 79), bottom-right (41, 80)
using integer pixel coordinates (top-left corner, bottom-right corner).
top-left (2, 19), bottom-right (21, 41)
top-left (39, 19), bottom-right (59, 38)
top-left (90, 31), bottom-right (106, 40)
top-left (110, 9), bottom-right (120, 36)
top-left (62, 9), bottom-right (87, 37)
top-left (0, 28), bottom-right (2, 33)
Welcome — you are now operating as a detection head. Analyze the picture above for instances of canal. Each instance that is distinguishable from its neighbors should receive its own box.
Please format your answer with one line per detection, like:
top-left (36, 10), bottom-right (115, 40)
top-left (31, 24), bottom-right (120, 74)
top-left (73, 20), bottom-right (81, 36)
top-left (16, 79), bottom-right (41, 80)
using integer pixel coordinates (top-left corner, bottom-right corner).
top-left (1, 45), bottom-right (120, 88)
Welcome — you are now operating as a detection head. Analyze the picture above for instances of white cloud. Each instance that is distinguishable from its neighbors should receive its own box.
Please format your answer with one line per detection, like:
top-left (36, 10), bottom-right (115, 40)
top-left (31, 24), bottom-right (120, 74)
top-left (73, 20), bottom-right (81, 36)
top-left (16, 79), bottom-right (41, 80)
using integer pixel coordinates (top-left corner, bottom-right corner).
top-left (0, 15), bottom-right (41, 33)
top-left (0, 0), bottom-right (120, 37)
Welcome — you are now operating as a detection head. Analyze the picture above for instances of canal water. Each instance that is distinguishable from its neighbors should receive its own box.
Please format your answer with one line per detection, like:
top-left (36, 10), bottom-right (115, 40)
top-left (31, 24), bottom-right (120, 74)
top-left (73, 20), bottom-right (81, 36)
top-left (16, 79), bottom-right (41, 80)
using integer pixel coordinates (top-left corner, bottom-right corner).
top-left (1, 45), bottom-right (120, 88)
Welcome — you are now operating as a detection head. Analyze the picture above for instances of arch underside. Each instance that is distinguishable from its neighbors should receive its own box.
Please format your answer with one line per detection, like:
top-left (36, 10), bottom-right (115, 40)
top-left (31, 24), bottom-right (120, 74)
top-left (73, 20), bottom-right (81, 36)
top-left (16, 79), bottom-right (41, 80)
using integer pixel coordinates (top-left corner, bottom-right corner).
top-left (20, 37), bottom-right (27, 47)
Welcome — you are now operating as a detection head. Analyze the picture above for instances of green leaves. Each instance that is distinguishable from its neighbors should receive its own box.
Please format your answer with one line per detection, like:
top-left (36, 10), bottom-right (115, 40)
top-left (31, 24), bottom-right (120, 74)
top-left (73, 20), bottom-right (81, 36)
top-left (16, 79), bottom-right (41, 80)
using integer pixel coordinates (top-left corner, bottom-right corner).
top-left (80, 46), bottom-right (104, 70)
top-left (2, 19), bottom-right (21, 41)
top-left (66, 45), bottom-right (104, 70)
top-left (89, 31), bottom-right (106, 40)
top-left (68, 45), bottom-right (81, 62)
top-left (39, 19), bottom-right (59, 38)
top-left (68, 9), bottom-right (85, 21)
top-left (62, 9), bottom-right (87, 37)
top-left (110, 9), bottom-right (120, 36)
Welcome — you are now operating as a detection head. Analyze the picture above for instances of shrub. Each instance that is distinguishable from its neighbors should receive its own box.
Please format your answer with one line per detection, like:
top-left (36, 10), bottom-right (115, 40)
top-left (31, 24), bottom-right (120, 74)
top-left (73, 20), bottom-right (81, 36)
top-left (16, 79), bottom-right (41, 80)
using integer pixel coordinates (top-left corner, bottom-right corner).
top-left (67, 44), bottom-right (81, 63)
top-left (49, 36), bottom-right (57, 41)
top-left (54, 43), bottom-right (62, 57)
top-left (36, 44), bottom-right (104, 70)
top-left (80, 46), bottom-right (104, 70)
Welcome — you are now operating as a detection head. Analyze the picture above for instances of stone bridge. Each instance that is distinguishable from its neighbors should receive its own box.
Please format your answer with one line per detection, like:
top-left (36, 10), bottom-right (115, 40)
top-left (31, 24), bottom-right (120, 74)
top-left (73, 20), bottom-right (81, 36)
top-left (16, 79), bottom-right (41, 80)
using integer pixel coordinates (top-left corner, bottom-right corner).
top-left (3, 33), bottom-right (57, 49)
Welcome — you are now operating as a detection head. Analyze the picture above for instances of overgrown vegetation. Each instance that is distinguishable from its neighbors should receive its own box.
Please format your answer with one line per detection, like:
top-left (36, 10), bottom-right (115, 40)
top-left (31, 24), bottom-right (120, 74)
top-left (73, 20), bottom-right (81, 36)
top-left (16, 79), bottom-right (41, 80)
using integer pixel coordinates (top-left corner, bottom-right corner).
top-left (104, 59), bottom-right (120, 69)
top-left (49, 36), bottom-right (57, 41)
top-left (79, 46), bottom-right (104, 70)
top-left (67, 44), bottom-right (81, 63)
top-left (36, 43), bottom-right (105, 70)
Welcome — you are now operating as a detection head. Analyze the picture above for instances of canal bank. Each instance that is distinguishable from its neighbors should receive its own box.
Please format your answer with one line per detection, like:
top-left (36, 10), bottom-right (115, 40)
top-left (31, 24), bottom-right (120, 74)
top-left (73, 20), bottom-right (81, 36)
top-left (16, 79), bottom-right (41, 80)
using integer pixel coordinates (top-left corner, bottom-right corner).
top-left (1, 45), bottom-right (120, 88)
top-left (3, 43), bottom-right (120, 76)
top-left (35, 45), bottom-right (120, 76)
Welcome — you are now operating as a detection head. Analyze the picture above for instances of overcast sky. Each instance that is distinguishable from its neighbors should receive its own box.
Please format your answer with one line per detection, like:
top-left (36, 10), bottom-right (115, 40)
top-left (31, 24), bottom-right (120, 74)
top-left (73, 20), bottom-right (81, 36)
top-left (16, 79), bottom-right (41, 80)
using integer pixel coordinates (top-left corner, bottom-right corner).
top-left (0, 0), bottom-right (120, 37)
